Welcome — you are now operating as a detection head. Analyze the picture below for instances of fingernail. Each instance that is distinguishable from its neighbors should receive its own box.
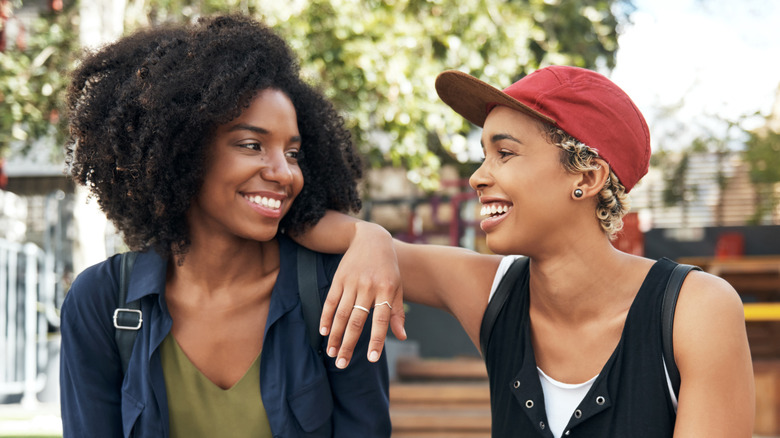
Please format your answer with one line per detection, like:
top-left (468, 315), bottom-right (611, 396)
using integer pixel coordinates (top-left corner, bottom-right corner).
top-left (328, 347), bottom-right (337, 357)
top-left (320, 327), bottom-right (328, 336)
top-left (336, 358), bottom-right (347, 369)
top-left (368, 351), bottom-right (379, 362)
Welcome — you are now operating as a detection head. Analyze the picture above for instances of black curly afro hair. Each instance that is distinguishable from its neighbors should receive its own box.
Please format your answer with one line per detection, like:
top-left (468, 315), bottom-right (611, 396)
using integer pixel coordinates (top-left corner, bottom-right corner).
top-left (66, 15), bottom-right (362, 257)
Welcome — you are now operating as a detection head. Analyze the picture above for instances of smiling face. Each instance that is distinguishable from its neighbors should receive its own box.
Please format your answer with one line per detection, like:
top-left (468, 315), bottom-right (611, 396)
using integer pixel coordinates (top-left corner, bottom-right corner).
top-left (187, 88), bottom-right (304, 244)
top-left (469, 106), bottom-right (576, 256)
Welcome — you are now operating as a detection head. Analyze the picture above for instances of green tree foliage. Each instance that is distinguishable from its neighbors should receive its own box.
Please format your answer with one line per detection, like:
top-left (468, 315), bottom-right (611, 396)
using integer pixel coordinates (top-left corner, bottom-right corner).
top-left (3, 0), bottom-right (627, 190)
top-left (743, 126), bottom-right (780, 223)
top-left (0, 2), bottom-right (79, 161)
top-left (258, 0), bottom-right (625, 190)
top-left (745, 128), bottom-right (780, 185)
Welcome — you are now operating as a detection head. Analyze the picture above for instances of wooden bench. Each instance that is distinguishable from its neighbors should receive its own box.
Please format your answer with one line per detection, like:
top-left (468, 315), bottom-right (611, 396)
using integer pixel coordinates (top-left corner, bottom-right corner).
top-left (390, 357), bottom-right (491, 438)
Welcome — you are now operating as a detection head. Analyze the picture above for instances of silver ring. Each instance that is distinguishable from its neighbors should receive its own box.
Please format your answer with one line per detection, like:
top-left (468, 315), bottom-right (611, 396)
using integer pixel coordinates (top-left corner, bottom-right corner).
top-left (374, 301), bottom-right (393, 310)
top-left (353, 305), bottom-right (370, 314)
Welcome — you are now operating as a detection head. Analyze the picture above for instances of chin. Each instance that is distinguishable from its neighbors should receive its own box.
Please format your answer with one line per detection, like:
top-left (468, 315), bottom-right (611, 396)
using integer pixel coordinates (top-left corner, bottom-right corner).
top-left (257, 230), bottom-right (280, 242)
top-left (485, 237), bottom-right (514, 256)
top-left (241, 227), bottom-right (280, 243)
top-left (486, 230), bottom-right (533, 256)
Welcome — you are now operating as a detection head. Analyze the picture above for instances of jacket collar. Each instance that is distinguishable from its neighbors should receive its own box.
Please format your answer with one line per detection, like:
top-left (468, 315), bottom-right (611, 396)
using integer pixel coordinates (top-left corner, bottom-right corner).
top-left (124, 236), bottom-right (304, 324)
top-left (126, 249), bottom-right (168, 302)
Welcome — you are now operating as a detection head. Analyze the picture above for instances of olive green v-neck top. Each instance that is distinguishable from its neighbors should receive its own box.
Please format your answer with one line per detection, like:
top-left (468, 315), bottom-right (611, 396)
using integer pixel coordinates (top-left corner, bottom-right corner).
top-left (160, 334), bottom-right (272, 437)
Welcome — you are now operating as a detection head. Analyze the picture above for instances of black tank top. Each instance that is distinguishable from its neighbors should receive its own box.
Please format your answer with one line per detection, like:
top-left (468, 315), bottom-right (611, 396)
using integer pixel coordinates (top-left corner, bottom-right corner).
top-left (484, 258), bottom-right (678, 437)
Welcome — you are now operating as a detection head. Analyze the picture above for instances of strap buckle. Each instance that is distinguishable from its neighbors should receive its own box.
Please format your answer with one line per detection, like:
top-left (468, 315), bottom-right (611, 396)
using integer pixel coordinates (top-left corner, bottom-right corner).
top-left (113, 308), bottom-right (142, 330)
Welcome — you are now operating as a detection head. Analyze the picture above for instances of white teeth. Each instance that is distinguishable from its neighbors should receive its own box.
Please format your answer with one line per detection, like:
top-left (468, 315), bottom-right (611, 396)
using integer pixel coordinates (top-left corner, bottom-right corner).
top-left (246, 195), bottom-right (282, 210)
top-left (481, 204), bottom-right (510, 217)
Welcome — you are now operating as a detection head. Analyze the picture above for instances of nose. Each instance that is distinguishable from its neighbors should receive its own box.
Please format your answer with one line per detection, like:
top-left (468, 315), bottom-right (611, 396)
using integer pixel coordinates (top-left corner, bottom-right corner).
top-left (259, 150), bottom-right (294, 186)
top-left (469, 161), bottom-right (492, 193)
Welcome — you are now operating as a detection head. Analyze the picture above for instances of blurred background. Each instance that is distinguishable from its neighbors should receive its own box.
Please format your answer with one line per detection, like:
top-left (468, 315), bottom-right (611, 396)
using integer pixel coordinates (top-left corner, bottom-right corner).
top-left (1, 0), bottom-right (779, 436)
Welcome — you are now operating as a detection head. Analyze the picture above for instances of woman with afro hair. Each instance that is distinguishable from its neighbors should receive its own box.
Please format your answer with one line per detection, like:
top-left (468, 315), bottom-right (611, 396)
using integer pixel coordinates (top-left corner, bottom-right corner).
top-left (60, 15), bottom-right (390, 437)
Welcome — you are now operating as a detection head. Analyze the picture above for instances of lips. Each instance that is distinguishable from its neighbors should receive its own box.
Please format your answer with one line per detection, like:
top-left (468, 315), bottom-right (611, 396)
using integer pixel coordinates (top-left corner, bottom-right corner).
top-left (243, 194), bottom-right (282, 210)
top-left (241, 192), bottom-right (287, 219)
top-left (480, 202), bottom-right (511, 217)
top-left (479, 201), bottom-right (512, 233)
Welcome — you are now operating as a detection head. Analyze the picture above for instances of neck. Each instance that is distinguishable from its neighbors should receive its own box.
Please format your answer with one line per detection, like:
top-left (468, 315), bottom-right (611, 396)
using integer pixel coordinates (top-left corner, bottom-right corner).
top-left (527, 234), bottom-right (641, 324)
top-left (168, 233), bottom-right (280, 299)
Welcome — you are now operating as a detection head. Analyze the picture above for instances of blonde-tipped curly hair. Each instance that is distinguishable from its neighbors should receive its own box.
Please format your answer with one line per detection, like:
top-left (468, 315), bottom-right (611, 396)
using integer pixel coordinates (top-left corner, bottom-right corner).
top-left (542, 124), bottom-right (630, 239)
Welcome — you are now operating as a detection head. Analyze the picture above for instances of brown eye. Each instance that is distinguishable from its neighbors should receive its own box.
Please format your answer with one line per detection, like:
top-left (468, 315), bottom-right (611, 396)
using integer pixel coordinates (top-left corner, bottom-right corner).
top-left (498, 149), bottom-right (514, 159)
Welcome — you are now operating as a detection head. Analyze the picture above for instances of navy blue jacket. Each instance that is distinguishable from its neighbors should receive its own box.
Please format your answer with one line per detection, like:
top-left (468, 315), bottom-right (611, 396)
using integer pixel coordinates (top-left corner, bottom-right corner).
top-left (60, 236), bottom-right (391, 437)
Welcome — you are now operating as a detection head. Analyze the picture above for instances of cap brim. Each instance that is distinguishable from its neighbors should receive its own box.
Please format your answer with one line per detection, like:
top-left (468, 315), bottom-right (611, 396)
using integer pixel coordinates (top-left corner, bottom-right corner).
top-left (435, 70), bottom-right (554, 127)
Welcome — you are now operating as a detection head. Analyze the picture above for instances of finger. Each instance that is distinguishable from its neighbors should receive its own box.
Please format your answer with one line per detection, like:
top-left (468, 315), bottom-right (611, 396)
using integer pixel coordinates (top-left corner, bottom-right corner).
top-left (326, 287), bottom-right (357, 358)
top-left (320, 281), bottom-right (345, 336)
top-left (389, 291), bottom-right (407, 341)
top-left (367, 299), bottom-right (393, 362)
top-left (335, 303), bottom-right (371, 369)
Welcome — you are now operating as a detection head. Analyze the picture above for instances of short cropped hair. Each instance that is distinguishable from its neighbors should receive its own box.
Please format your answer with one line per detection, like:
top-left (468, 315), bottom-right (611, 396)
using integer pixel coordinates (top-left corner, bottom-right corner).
top-left (66, 15), bottom-right (362, 257)
top-left (543, 124), bottom-right (630, 239)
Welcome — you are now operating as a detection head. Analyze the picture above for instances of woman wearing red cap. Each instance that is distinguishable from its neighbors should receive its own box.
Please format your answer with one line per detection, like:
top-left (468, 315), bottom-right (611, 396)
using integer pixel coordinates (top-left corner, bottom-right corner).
top-left (300, 65), bottom-right (754, 437)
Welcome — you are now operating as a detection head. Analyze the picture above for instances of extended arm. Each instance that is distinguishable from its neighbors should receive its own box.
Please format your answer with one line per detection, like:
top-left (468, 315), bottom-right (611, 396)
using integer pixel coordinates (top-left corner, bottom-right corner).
top-left (672, 271), bottom-right (754, 437)
top-left (294, 211), bottom-right (501, 368)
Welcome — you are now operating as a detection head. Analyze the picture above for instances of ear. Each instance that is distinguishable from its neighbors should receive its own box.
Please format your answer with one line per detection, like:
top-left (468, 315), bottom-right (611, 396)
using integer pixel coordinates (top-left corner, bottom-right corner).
top-left (572, 158), bottom-right (610, 199)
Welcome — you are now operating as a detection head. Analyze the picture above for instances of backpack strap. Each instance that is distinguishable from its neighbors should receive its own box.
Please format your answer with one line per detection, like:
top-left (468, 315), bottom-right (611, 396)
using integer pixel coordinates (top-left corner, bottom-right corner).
top-left (297, 245), bottom-right (324, 355)
top-left (480, 257), bottom-right (529, 357)
top-left (113, 251), bottom-right (141, 375)
top-left (661, 263), bottom-right (701, 399)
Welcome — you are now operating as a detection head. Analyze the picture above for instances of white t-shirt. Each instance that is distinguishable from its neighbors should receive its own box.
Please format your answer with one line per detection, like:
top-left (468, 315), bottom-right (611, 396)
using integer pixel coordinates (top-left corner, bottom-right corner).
top-left (488, 256), bottom-right (678, 438)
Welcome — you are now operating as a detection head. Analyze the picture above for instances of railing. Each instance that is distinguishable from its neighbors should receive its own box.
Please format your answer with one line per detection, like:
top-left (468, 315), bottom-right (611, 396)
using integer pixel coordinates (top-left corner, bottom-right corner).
top-left (0, 239), bottom-right (58, 406)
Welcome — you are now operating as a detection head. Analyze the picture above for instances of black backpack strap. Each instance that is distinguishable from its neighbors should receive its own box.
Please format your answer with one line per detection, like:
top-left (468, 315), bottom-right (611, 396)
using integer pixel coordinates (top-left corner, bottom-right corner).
top-left (297, 245), bottom-right (323, 355)
top-left (114, 251), bottom-right (141, 375)
top-left (661, 263), bottom-right (701, 399)
top-left (480, 257), bottom-right (529, 357)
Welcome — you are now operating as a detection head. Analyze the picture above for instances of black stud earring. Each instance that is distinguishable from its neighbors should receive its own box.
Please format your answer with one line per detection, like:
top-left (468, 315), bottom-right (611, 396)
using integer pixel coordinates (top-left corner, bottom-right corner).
top-left (574, 189), bottom-right (583, 198)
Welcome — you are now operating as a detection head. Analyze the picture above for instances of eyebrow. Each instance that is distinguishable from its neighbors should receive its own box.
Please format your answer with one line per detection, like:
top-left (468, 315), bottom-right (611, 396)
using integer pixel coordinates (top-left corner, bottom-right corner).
top-left (480, 133), bottom-right (524, 149)
top-left (491, 133), bottom-right (523, 144)
top-left (227, 123), bottom-right (269, 135)
top-left (228, 123), bottom-right (302, 143)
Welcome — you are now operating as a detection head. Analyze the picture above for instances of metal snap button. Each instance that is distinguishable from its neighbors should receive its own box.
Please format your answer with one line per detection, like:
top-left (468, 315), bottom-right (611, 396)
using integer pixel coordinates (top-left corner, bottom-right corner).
top-left (525, 400), bottom-right (534, 408)
top-left (596, 395), bottom-right (606, 405)
top-left (513, 380), bottom-right (521, 389)
top-left (540, 421), bottom-right (546, 430)
top-left (574, 409), bottom-right (582, 418)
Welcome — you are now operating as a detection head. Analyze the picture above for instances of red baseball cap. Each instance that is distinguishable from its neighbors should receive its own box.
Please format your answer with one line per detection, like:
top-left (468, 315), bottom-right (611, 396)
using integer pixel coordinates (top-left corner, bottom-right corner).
top-left (435, 66), bottom-right (651, 192)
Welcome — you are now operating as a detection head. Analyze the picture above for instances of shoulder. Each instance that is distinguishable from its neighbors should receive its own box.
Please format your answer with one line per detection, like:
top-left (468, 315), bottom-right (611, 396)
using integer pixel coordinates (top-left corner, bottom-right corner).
top-left (673, 269), bottom-right (747, 362)
top-left (319, 251), bottom-right (343, 280)
top-left (676, 269), bottom-right (744, 323)
top-left (61, 255), bottom-right (123, 337)
top-left (488, 255), bottom-right (526, 300)
top-left (278, 233), bottom-right (343, 283)
top-left (65, 255), bottom-right (122, 308)
top-left (278, 234), bottom-right (343, 289)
